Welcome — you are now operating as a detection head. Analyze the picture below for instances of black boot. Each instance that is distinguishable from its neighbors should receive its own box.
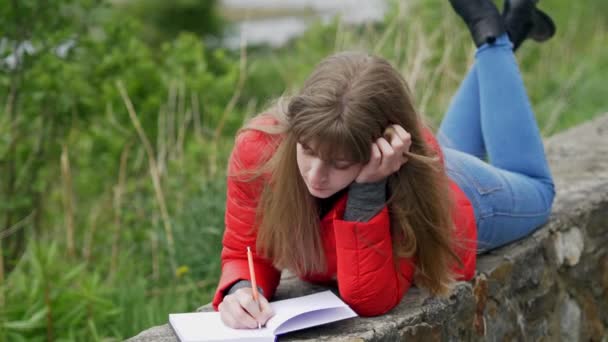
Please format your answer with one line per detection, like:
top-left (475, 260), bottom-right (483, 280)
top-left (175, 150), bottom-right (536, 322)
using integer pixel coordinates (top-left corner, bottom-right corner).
top-left (448, 0), bottom-right (506, 47)
top-left (503, 0), bottom-right (556, 51)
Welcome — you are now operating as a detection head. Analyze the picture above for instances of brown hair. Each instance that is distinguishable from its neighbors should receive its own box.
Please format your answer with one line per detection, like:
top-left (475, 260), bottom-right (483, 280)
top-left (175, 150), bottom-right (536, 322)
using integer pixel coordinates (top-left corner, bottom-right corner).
top-left (238, 51), bottom-right (461, 296)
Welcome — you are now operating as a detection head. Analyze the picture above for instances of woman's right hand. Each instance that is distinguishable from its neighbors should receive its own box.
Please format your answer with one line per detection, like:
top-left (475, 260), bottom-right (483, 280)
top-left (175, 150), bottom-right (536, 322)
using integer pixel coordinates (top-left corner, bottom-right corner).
top-left (218, 288), bottom-right (275, 329)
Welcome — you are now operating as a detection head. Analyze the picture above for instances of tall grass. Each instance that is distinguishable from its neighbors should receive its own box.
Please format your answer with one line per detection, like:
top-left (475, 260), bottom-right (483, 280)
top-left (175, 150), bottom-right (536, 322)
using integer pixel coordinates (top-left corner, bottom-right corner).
top-left (242, 0), bottom-right (608, 134)
top-left (0, 74), bottom-right (237, 339)
top-left (1, 0), bottom-right (606, 340)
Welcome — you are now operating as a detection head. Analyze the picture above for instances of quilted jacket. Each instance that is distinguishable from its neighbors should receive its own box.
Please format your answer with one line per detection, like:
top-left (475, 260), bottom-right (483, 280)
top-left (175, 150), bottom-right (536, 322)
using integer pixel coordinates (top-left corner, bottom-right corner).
top-left (212, 115), bottom-right (477, 316)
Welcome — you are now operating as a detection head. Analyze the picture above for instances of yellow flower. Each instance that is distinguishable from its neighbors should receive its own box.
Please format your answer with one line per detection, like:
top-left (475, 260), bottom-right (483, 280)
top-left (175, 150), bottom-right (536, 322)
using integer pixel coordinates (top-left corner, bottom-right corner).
top-left (175, 265), bottom-right (189, 278)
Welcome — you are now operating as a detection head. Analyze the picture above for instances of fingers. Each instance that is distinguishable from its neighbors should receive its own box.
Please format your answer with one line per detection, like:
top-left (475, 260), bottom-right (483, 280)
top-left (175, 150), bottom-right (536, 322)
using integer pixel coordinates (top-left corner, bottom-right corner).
top-left (376, 137), bottom-right (395, 161)
top-left (257, 295), bottom-right (275, 324)
top-left (386, 125), bottom-right (411, 153)
top-left (236, 290), bottom-right (262, 322)
top-left (379, 124), bottom-right (411, 170)
top-left (219, 294), bottom-right (259, 329)
top-left (219, 289), bottom-right (275, 329)
top-left (376, 138), bottom-right (401, 173)
top-left (368, 141), bottom-right (382, 167)
top-left (391, 125), bottom-right (411, 145)
top-left (386, 125), bottom-right (411, 162)
top-left (236, 289), bottom-right (274, 326)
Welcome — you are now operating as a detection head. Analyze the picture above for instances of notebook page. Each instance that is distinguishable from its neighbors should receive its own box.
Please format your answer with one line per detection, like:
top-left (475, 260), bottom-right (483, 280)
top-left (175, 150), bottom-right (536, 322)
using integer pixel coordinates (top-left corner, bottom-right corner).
top-left (273, 306), bottom-right (357, 335)
top-left (169, 312), bottom-right (274, 342)
top-left (264, 291), bottom-right (356, 333)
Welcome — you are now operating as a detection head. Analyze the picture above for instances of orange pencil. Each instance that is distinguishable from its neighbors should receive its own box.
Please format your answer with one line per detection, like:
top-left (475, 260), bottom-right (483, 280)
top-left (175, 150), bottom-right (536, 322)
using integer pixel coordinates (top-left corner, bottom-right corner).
top-left (247, 246), bottom-right (262, 329)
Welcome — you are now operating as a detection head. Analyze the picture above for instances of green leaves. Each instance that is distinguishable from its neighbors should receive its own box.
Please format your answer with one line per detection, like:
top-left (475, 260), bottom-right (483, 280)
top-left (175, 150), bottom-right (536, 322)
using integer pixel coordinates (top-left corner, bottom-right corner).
top-left (1, 241), bottom-right (123, 340)
top-left (3, 308), bottom-right (47, 332)
top-left (1, 1), bottom-right (236, 339)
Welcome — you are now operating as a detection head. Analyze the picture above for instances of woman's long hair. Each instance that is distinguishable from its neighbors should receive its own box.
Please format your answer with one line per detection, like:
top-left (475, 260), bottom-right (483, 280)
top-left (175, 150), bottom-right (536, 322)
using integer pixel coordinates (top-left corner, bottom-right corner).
top-left (237, 51), bottom-right (461, 296)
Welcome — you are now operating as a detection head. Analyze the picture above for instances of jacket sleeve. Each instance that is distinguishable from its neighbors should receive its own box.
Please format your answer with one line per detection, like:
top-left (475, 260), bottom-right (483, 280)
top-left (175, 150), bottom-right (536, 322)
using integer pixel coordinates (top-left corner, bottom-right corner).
top-left (333, 206), bottom-right (416, 317)
top-left (212, 129), bottom-right (281, 310)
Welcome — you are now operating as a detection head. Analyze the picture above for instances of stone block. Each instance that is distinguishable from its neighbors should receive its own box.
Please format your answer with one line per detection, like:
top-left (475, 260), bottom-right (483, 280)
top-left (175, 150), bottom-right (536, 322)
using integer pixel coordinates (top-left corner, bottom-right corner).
top-left (560, 296), bottom-right (581, 342)
top-left (553, 227), bottom-right (584, 266)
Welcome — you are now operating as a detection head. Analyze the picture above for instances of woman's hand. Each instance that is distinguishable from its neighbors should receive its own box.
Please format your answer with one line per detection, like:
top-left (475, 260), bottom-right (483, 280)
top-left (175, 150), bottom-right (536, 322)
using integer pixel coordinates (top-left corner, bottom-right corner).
top-left (219, 288), bottom-right (274, 329)
top-left (355, 124), bottom-right (411, 184)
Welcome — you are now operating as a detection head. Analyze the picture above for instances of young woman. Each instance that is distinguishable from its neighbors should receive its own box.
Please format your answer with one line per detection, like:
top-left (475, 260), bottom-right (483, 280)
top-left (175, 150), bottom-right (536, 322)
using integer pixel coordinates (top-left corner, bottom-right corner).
top-left (213, 0), bottom-right (556, 329)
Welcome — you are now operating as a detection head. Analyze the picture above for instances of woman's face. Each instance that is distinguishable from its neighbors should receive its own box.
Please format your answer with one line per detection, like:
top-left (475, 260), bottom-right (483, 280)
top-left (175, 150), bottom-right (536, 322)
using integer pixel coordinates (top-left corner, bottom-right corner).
top-left (296, 141), bottom-right (363, 198)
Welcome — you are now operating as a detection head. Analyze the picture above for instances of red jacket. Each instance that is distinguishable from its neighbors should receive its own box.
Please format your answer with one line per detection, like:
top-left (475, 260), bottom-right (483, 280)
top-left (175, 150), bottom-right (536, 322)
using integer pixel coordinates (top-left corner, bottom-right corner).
top-left (212, 116), bottom-right (477, 316)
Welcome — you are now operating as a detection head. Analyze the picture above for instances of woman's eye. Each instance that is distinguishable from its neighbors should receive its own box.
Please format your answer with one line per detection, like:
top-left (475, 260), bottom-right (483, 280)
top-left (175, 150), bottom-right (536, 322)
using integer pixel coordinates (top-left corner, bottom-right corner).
top-left (300, 144), bottom-right (317, 156)
top-left (333, 163), bottom-right (351, 170)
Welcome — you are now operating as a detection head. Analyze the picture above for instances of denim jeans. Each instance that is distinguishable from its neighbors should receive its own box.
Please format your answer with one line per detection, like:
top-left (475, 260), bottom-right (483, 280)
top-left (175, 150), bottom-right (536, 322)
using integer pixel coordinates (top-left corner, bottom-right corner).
top-left (438, 34), bottom-right (555, 253)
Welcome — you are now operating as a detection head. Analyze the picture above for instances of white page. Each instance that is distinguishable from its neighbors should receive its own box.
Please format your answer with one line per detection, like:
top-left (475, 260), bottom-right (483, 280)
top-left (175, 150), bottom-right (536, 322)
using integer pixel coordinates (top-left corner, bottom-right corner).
top-left (273, 306), bottom-right (357, 335)
top-left (264, 291), bottom-right (356, 332)
top-left (169, 312), bottom-right (274, 342)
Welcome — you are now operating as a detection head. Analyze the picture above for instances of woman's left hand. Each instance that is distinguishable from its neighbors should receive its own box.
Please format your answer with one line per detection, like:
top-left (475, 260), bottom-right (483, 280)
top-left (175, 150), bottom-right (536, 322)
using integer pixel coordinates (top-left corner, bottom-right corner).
top-left (355, 124), bottom-right (411, 183)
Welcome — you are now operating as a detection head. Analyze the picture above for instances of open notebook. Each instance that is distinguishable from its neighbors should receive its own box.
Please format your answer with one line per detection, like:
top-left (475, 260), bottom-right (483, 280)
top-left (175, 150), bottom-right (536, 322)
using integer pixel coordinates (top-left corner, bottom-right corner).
top-left (169, 290), bottom-right (357, 342)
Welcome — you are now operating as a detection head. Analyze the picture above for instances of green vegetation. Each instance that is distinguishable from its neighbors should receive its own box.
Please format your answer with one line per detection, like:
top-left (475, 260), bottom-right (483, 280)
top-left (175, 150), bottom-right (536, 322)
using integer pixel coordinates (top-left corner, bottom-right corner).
top-left (112, 0), bottom-right (224, 46)
top-left (0, 0), bottom-right (606, 340)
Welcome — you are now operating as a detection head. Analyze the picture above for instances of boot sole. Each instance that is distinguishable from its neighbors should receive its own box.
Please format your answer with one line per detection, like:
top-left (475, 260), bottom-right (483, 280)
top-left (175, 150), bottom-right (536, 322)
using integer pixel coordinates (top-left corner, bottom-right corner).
top-left (529, 8), bottom-right (556, 42)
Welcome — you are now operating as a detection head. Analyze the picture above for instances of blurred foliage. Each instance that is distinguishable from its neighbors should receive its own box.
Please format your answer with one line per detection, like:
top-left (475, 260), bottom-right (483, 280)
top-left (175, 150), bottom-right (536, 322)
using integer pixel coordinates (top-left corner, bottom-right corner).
top-left (1, 1), bottom-right (238, 337)
top-left (0, 0), bottom-right (238, 256)
top-left (0, 0), bottom-right (606, 340)
top-left (113, 0), bottom-right (224, 46)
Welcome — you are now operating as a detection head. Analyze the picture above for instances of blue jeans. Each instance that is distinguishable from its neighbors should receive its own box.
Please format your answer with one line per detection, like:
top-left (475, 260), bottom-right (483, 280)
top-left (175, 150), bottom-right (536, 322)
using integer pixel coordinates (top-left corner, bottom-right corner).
top-left (438, 34), bottom-right (555, 253)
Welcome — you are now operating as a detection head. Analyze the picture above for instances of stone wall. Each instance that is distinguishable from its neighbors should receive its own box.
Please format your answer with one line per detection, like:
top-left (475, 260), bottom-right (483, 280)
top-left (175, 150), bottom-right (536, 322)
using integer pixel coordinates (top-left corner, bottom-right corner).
top-left (129, 112), bottom-right (608, 341)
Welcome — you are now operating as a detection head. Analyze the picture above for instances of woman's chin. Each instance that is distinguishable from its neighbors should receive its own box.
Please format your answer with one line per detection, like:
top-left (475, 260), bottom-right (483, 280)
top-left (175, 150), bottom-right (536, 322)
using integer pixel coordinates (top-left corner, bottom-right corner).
top-left (308, 186), bottom-right (332, 198)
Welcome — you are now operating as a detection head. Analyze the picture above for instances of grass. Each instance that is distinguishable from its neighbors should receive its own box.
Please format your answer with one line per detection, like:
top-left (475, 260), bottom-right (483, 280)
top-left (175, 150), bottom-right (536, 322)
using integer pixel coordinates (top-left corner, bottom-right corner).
top-left (241, 0), bottom-right (608, 135)
top-left (1, 0), bottom-right (606, 340)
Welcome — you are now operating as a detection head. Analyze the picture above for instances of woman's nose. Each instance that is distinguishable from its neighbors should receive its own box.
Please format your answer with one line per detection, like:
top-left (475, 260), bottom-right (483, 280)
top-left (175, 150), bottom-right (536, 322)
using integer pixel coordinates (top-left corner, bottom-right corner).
top-left (309, 159), bottom-right (328, 185)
